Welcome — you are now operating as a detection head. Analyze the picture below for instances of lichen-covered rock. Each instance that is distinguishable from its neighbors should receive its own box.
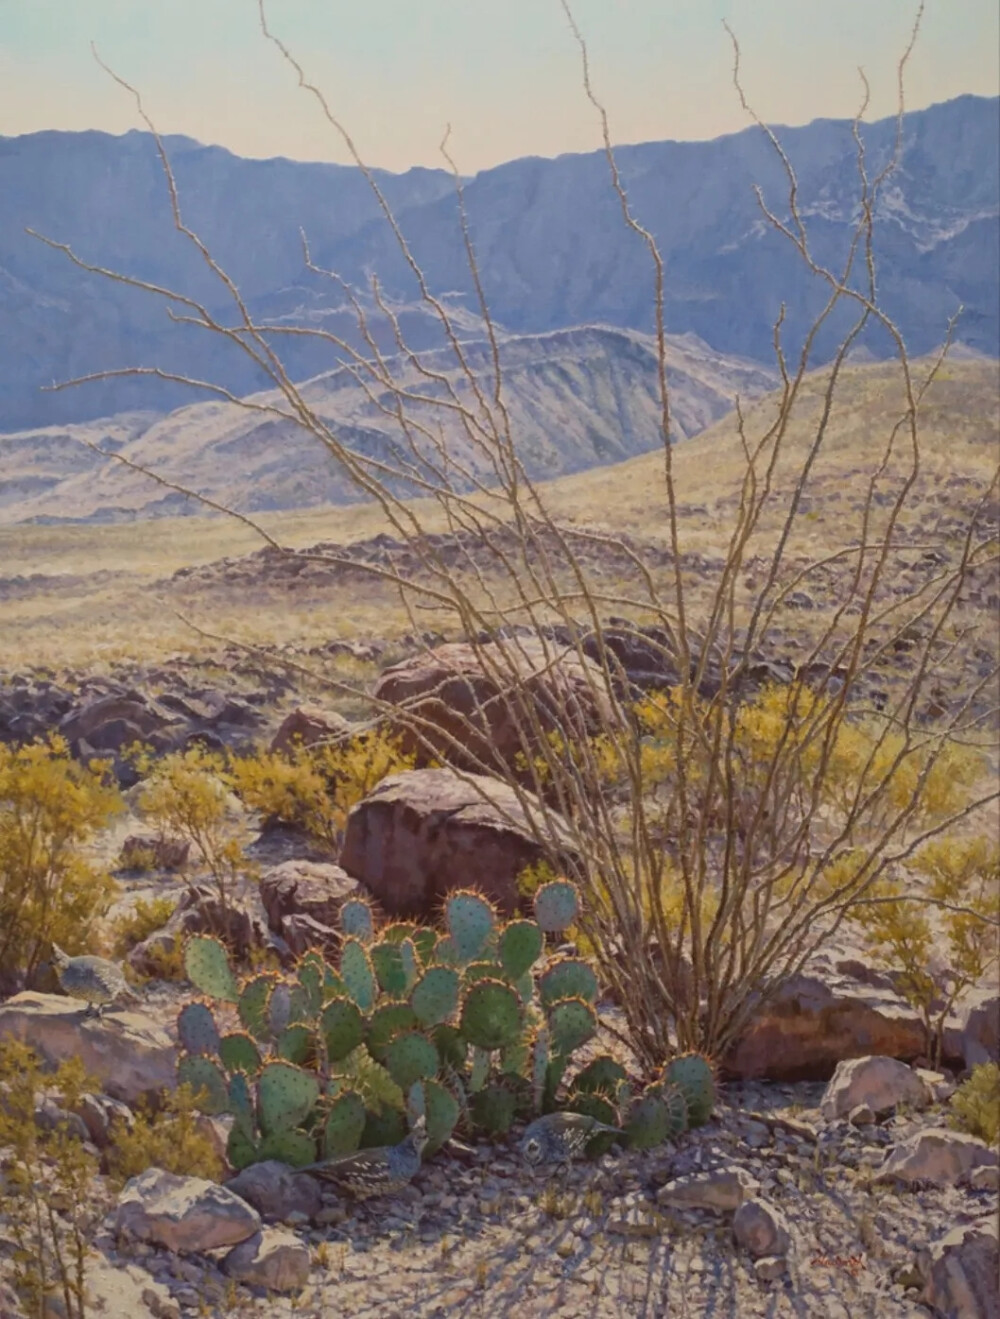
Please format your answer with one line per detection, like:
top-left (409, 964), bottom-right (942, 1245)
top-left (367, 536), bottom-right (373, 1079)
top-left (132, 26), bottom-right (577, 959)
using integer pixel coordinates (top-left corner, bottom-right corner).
top-left (341, 767), bottom-right (577, 917)
top-left (115, 1168), bottom-right (261, 1254)
top-left (918, 1216), bottom-right (999, 1319)
top-left (820, 1056), bottom-right (932, 1120)
top-left (223, 1228), bottom-right (310, 1292)
top-left (876, 1129), bottom-right (999, 1188)
top-left (0, 993), bottom-right (176, 1104)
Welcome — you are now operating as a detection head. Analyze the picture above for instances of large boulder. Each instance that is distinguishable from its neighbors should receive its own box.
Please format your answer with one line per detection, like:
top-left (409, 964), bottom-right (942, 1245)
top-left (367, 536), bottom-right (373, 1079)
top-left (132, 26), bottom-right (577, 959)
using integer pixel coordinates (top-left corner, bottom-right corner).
top-left (116, 1168), bottom-right (261, 1253)
top-left (259, 860), bottom-right (360, 935)
top-left (269, 705), bottom-right (352, 755)
top-left (876, 1130), bottom-right (998, 1188)
top-left (918, 1216), bottom-right (999, 1319)
top-left (820, 1056), bottom-right (933, 1121)
top-left (223, 1228), bottom-right (311, 1292)
top-left (372, 638), bottom-right (619, 775)
top-left (340, 767), bottom-right (578, 917)
top-left (0, 993), bottom-right (176, 1104)
top-left (722, 957), bottom-right (961, 1081)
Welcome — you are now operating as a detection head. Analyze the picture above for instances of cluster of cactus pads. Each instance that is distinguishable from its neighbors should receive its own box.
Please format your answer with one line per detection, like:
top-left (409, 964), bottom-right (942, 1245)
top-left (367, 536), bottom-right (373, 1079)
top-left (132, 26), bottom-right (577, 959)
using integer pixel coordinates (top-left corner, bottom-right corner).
top-left (176, 879), bottom-right (716, 1171)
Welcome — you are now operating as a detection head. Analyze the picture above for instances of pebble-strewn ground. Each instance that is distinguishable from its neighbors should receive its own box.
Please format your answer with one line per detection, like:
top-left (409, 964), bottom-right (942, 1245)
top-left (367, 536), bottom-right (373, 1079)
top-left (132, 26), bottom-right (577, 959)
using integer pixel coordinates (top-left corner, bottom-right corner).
top-left (90, 1080), bottom-right (997, 1318)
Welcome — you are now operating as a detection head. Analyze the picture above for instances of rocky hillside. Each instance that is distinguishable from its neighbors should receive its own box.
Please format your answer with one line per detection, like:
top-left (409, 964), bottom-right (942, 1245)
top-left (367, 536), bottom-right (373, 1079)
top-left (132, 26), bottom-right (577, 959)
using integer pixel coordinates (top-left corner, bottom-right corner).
top-left (1, 94), bottom-right (996, 430)
top-left (0, 325), bottom-right (775, 524)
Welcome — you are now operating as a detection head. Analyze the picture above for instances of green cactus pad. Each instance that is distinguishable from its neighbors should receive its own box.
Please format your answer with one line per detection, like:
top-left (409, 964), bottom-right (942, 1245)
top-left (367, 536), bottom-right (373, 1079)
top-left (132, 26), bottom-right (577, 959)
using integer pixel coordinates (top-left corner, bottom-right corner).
top-left (268, 982), bottom-right (293, 1037)
top-left (500, 1036), bottom-right (531, 1077)
top-left (573, 1056), bottom-right (628, 1098)
top-left (370, 940), bottom-right (408, 997)
top-left (547, 997), bottom-right (598, 1055)
top-left (339, 897), bottom-right (375, 943)
top-left (432, 1024), bottom-right (467, 1071)
top-left (277, 1023), bottom-right (315, 1066)
top-left (380, 922), bottom-right (418, 944)
top-left (296, 950), bottom-right (348, 1001)
top-left (177, 1001), bottom-right (221, 1057)
top-left (411, 1079), bottom-right (459, 1156)
top-left (226, 1124), bottom-right (258, 1172)
top-left (498, 920), bottom-right (544, 980)
top-left (340, 938), bottom-right (377, 1012)
top-left (227, 1072), bottom-right (256, 1141)
top-left (183, 936), bottom-right (239, 1003)
top-left (533, 880), bottom-right (580, 934)
top-left (399, 939), bottom-right (420, 991)
top-left (433, 936), bottom-right (461, 967)
top-left (411, 966), bottom-right (460, 1026)
top-left (538, 958), bottom-right (599, 1007)
top-left (409, 927), bottom-right (438, 967)
top-left (177, 1055), bottom-right (228, 1115)
top-left (445, 890), bottom-right (497, 962)
top-left (296, 959), bottom-right (323, 1017)
top-left (566, 1090), bottom-right (619, 1127)
top-left (532, 1028), bottom-right (550, 1113)
top-left (663, 1053), bottom-right (715, 1127)
top-left (460, 978), bottom-right (523, 1051)
top-left (384, 1031), bottom-right (440, 1090)
top-left (625, 1093), bottom-right (672, 1149)
top-left (220, 1032), bottom-right (263, 1076)
top-left (320, 996), bottom-right (365, 1062)
top-left (657, 1081), bottom-right (690, 1140)
top-left (361, 1108), bottom-right (407, 1148)
top-left (470, 1083), bottom-right (519, 1136)
top-left (323, 1091), bottom-right (366, 1157)
top-left (258, 1129), bottom-right (317, 1167)
top-left (365, 1002), bottom-right (419, 1063)
top-left (257, 1061), bottom-right (320, 1136)
top-left (462, 961), bottom-right (504, 987)
top-left (469, 1045), bottom-right (491, 1094)
top-left (238, 974), bottom-right (278, 1041)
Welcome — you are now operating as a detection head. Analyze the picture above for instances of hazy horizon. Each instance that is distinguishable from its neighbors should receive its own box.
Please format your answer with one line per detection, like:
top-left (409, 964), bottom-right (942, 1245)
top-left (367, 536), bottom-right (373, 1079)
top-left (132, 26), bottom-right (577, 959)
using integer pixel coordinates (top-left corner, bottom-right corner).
top-left (2, 1), bottom-right (998, 173)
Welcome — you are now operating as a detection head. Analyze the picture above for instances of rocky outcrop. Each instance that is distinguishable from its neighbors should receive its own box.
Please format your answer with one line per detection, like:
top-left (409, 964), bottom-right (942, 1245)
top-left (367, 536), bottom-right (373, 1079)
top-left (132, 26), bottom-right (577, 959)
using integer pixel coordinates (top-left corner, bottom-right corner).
top-left (372, 638), bottom-right (619, 776)
top-left (0, 993), bottom-right (176, 1104)
top-left (918, 1216), bottom-right (999, 1319)
top-left (876, 1130), bottom-right (999, 1188)
top-left (340, 767), bottom-right (577, 917)
top-left (269, 705), bottom-right (352, 754)
top-left (259, 860), bottom-right (360, 936)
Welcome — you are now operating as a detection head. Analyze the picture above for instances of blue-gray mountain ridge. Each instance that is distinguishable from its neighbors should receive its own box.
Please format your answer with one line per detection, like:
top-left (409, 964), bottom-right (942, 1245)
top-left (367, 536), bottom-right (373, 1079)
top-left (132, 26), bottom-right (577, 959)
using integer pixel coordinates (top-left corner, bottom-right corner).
top-left (0, 94), bottom-right (995, 433)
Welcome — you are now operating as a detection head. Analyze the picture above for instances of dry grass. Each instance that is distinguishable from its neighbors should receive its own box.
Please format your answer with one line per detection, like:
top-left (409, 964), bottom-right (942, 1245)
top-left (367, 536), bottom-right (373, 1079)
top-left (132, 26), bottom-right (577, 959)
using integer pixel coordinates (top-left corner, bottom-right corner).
top-left (0, 356), bottom-right (995, 671)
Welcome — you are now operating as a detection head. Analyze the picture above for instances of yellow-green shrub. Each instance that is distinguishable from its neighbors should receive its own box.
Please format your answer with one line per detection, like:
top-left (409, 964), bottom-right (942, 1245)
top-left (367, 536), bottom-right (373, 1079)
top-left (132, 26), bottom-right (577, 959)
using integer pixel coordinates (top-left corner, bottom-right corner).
top-left (0, 1041), bottom-right (99, 1318)
top-left (949, 1062), bottom-right (1000, 1147)
top-left (231, 728), bottom-right (416, 849)
top-left (106, 1083), bottom-right (224, 1185)
top-left (108, 894), bottom-right (179, 958)
top-left (0, 736), bottom-right (121, 979)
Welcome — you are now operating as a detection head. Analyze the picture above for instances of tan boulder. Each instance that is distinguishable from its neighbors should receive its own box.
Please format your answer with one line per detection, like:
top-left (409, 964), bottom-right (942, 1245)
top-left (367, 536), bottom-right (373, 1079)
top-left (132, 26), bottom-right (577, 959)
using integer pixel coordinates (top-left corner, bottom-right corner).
top-left (820, 1056), bottom-right (932, 1120)
top-left (223, 1227), bottom-right (311, 1292)
top-left (116, 1168), bottom-right (261, 1253)
top-left (0, 993), bottom-right (176, 1105)
top-left (340, 767), bottom-right (577, 917)
top-left (372, 638), bottom-right (619, 775)
top-left (876, 1129), bottom-right (998, 1188)
top-left (269, 705), bottom-right (352, 755)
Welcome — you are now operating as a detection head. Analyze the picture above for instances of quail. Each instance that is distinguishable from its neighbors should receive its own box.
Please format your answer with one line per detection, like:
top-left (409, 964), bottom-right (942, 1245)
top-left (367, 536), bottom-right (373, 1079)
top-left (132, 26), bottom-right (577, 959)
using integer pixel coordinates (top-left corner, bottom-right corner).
top-left (293, 1115), bottom-right (428, 1199)
top-left (519, 1112), bottom-right (625, 1168)
top-left (50, 945), bottom-right (139, 1017)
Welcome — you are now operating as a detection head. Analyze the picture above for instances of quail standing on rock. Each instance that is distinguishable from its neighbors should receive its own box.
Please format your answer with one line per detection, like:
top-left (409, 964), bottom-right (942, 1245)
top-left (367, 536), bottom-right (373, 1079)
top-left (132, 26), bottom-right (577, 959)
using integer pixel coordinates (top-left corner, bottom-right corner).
top-left (519, 1112), bottom-right (625, 1169)
top-left (50, 945), bottom-right (139, 1017)
top-left (294, 1116), bottom-right (428, 1199)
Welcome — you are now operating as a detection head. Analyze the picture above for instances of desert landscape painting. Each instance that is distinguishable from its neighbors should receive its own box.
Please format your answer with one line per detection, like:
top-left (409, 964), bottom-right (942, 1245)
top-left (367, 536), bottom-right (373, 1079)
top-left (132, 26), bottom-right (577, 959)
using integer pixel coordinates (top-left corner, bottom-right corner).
top-left (0, 2), bottom-right (997, 1316)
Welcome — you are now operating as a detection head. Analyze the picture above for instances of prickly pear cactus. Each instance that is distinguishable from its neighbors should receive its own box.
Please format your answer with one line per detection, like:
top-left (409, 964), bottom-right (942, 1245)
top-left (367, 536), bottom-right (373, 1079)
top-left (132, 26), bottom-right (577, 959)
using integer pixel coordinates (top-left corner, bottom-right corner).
top-left (445, 891), bottom-right (497, 962)
top-left (177, 1001), bottom-right (221, 1057)
top-left (460, 979), bottom-right (523, 1051)
top-left (184, 936), bottom-right (239, 1003)
top-left (533, 879), bottom-right (580, 934)
top-left (663, 1052), bottom-right (715, 1128)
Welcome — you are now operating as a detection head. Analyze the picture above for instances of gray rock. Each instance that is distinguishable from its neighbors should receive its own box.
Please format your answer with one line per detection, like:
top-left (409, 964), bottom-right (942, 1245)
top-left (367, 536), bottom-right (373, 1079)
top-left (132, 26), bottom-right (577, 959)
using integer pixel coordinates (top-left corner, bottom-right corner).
top-left (115, 1168), bottom-right (261, 1254)
top-left (225, 1159), bottom-right (323, 1222)
top-left (876, 1129), bottom-right (999, 1188)
top-left (754, 1255), bottom-right (788, 1282)
top-left (970, 1165), bottom-right (1000, 1192)
top-left (821, 1056), bottom-right (932, 1121)
top-left (657, 1168), bottom-right (760, 1213)
top-left (849, 1103), bottom-right (875, 1126)
top-left (733, 1199), bottom-right (792, 1258)
top-left (918, 1216), bottom-right (999, 1319)
top-left (223, 1228), bottom-right (310, 1293)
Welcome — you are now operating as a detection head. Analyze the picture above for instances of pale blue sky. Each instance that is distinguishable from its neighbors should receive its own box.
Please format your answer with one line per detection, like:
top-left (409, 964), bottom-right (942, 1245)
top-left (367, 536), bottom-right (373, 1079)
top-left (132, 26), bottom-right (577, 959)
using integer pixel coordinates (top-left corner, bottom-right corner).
top-left (1, 1), bottom-right (997, 171)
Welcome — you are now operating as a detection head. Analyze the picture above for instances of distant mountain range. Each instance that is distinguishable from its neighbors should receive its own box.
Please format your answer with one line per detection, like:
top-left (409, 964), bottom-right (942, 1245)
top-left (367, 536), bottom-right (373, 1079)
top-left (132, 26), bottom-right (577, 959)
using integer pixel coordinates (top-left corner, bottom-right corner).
top-left (0, 325), bottom-right (776, 523)
top-left (1, 94), bottom-right (996, 433)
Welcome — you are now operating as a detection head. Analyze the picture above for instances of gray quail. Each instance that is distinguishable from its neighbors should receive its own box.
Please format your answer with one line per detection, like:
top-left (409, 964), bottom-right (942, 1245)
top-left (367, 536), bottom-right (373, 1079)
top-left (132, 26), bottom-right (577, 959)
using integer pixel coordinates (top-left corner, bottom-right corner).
top-left (519, 1112), bottom-right (625, 1168)
top-left (294, 1116), bottom-right (428, 1198)
top-left (50, 945), bottom-right (138, 1017)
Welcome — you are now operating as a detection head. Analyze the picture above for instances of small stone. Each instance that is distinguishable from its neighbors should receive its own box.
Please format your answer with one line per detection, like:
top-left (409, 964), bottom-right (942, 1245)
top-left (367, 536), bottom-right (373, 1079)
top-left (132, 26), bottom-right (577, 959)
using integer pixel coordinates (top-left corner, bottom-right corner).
top-left (225, 1160), bottom-right (322, 1223)
top-left (606, 1195), bottom-right (663, 1237)
top-left (733, 1199), bottom-right (792, 1259)
top-left (223, 1227), bottom-right (310, 1293)
top-left (754, 1255), bottom-right (788, 1282)
top-left (970, 1164), bottom-right (999, 1192)
top-left (555, 1237), bottom-right (576, 1259)
top-left (848, 1104), bottom-right (874, 1126)
top-left (657, 1168), bottom-right (759, 1213)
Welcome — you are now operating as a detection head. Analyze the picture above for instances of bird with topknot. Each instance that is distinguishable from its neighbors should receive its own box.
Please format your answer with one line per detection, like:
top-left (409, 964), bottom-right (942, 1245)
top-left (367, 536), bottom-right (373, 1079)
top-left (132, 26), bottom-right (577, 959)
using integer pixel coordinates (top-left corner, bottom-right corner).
top-left (519, 1111), bottom-right (625, 1169)
top-left (50, 945), bottom-right (139, 1017)
top-left (293, 1116), bottom-right (428, 1199)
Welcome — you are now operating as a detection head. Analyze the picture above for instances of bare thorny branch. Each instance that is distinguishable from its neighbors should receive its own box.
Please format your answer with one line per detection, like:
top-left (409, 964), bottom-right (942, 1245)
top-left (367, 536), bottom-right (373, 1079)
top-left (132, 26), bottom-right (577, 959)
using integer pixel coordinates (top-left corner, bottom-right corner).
top-left (22, 0), bottom-right (999, 1067)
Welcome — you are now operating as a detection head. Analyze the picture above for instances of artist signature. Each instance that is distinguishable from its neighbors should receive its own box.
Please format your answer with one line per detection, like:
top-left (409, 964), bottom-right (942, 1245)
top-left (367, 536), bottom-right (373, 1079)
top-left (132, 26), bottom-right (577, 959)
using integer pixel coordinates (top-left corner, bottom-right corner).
top-left (810, 1253), bottom-right (866, 1277)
